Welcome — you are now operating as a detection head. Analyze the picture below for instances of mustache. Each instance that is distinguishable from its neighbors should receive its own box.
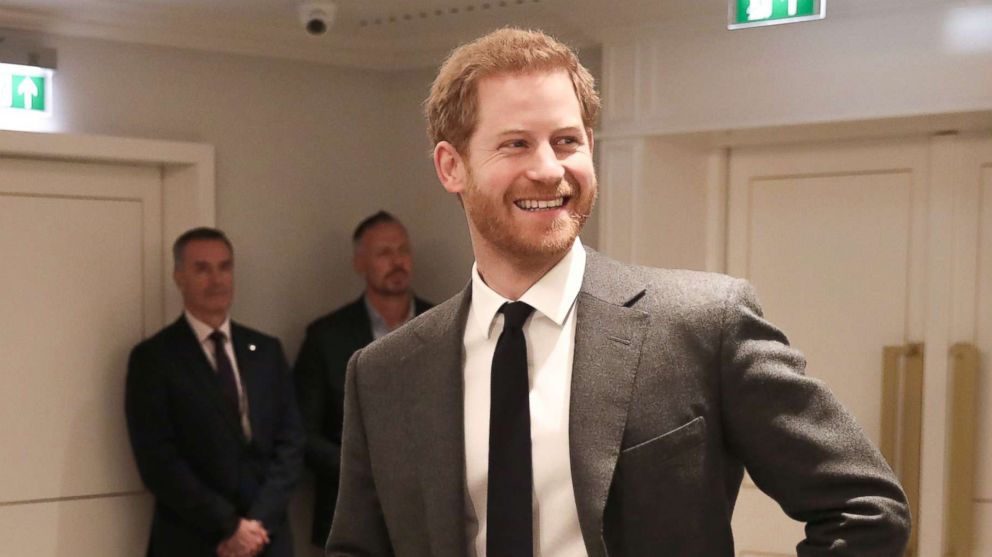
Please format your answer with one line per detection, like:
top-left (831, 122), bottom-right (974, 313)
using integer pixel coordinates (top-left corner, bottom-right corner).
top-left (513, 178), bottom-right (575, 198)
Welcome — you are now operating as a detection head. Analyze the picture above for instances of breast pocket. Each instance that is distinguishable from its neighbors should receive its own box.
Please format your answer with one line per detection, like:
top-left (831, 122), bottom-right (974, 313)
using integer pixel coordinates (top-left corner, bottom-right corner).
top-left (606, 416), bottom-right (711, 553)
top-left (620, 415), bottom-right (706, 465)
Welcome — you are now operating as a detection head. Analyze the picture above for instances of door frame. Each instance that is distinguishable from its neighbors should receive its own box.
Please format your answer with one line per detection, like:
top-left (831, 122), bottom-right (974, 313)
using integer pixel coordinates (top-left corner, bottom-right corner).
top-left (0, 129), bottom-right (214, 320)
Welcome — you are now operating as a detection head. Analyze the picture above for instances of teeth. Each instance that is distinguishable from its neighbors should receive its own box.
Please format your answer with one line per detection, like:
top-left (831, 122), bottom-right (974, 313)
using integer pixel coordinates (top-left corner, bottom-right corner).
top-left (517, 197), bottom-right (565, 211)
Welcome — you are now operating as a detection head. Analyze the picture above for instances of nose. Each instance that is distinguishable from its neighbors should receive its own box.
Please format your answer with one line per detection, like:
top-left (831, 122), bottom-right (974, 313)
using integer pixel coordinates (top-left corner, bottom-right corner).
top-left (524, 142), bottom-right (565, 185)
top-left (391, 251), bottom-right (411, 269)
top-left (207, 268), bottom-right (225, 285)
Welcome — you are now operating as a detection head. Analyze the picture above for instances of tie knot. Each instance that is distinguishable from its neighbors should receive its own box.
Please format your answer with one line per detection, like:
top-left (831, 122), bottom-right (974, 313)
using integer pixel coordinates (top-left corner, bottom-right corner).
top-left (208, 330), bottom-right (226, 345)
top-left (500, 301), bottom-right (534, 329)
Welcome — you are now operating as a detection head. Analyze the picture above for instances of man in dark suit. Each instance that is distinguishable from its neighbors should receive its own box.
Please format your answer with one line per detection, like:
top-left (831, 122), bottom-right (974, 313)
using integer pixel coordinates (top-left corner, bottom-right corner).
top-left (327, 29), bottom-right (911, 556)
top-left (126, 227), bottom-right (304, 557)
top-left (294, 211), bottom-right (432, 547)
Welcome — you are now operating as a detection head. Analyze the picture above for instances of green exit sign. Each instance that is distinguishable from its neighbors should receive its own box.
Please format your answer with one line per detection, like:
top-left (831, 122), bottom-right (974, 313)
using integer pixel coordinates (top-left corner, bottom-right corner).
top-left (1, 64), bottom-right (53, 116)
top-left (729, 0), bottom-right (826, 29)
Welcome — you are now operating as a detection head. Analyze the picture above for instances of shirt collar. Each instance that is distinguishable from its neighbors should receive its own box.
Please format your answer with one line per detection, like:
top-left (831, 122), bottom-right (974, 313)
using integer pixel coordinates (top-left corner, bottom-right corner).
top-left (363, 294), bottom-right (415, 333)
top-left (184, 309), bottom-right (232, 343)
top-left (470, 238), bottom-right (586, 339)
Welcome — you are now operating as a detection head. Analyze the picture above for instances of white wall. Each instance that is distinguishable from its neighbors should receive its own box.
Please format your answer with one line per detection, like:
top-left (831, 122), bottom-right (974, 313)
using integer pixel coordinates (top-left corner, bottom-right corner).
top-left (596, 0), bottom-right (992, 273)
top-left (600, 0), bottom-right (992, 137)
top-left (25, 34), bottom-right (470, 356)
top-left (28, 35), bottom-right (603, 357)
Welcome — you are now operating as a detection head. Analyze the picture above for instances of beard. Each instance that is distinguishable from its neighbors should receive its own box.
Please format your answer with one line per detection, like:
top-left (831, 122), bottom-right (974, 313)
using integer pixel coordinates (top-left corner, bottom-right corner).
top-left (369, 268), bottom-right (411, 297)
top-left (462, 169), bottom-right (597, 264)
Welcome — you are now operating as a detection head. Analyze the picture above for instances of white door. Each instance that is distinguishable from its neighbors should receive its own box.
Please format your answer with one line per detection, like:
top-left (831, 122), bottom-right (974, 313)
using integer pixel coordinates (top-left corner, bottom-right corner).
top-left (965, 135), bottom-right (992, 556)
top-left (0, 156), bottom-right (161, 555)
top-left (726, 138), bottom-right (932, 556)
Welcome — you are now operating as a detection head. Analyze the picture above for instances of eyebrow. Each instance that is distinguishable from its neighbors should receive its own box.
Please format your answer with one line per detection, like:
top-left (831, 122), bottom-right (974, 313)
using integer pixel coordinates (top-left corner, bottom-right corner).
top-left (191, 258), bottom-right (233, 266)
top-left (495, 125), bottom-right (585, 137)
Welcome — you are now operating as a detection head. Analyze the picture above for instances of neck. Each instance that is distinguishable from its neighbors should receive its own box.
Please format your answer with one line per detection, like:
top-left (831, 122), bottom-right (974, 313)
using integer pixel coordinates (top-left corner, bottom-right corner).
top-left (366, 290), bottom-right (412, 328)
top-left (187, 308), bottom-right (226, 330)
top-left (472, 240), bottom-right (568, 301)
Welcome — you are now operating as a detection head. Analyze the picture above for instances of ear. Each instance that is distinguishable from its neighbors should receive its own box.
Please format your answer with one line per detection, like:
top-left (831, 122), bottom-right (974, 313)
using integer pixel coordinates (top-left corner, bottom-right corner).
top-left (352, 250), bottom-right (364, 275)
top-left (434, 141), bottom-right (467, 194)
top-left (586, 127), bottom-right (594, 155)
top-left (172, 268), bottom-right (182, 288)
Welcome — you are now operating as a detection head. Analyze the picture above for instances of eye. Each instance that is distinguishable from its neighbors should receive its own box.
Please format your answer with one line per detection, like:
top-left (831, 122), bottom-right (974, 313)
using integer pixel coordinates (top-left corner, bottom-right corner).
top-left (501, 139), bottom-right (528, 150)
top-left (554, 136), bottom-right (581, 147)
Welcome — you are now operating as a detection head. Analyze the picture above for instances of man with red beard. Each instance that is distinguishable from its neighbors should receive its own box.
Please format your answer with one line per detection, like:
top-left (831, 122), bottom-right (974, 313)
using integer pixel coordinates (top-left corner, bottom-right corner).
top-left (294, 211), bottom-right (432, 548)
top-left (326, 29), bottom-right (910, 557)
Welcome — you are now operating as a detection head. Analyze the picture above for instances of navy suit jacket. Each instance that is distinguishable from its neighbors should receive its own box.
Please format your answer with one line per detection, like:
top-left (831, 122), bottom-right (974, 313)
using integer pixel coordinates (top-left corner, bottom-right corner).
top-left (125, 316), bottom-right (304, 557)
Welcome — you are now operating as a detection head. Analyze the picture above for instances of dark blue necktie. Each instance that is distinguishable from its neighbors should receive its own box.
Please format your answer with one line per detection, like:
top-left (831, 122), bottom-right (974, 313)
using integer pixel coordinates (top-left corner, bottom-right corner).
top-left (208, 330), bottom-right (239, 416)
top-left (487, 301), bottom-right (536, 557)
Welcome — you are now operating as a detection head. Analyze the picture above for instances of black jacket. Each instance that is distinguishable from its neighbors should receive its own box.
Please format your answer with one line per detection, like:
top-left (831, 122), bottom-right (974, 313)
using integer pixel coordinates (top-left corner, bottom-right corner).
top-left (125, 317), bottom-right (304, 557)
top-left (294, 295), bottom-right (433, 547)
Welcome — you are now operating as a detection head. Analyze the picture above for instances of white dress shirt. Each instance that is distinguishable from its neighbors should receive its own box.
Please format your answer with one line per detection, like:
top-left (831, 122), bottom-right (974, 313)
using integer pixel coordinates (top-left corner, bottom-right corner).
top-left (184, 310), bottom-right (251, 438)
top-left (463, 239), bottom-right (587, 557)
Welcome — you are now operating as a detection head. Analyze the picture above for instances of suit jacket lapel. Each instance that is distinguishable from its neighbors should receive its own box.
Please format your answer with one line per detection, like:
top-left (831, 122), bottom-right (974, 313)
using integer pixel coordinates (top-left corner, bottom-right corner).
top-left (172, 317), bottom-right (245, 440)
top-left (347, 296), bottom-right (375, 348)
top-left (570, 250), bottom-right (648, 557)
top-left (408, 286), bottom-right (471, 557)
top-left (398, 252), bottom-right (645, 556)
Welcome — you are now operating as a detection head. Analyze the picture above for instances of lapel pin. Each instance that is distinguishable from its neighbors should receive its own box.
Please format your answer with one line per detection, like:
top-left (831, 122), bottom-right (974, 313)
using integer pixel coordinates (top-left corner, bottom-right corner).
top-left (248, 344), bottom-right (256, 352)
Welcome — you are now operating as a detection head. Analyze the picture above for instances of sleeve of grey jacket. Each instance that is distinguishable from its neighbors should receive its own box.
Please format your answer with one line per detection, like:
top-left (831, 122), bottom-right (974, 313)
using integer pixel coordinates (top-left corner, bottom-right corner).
top-left (718, 279), bottom-right (911, 556)
top-left (325, 349), bottom-right (394, 556)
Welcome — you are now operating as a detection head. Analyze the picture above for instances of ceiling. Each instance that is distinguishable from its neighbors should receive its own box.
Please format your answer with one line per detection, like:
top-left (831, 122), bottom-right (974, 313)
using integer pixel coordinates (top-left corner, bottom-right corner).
top-left (0, 0), bottom-right (726, 70)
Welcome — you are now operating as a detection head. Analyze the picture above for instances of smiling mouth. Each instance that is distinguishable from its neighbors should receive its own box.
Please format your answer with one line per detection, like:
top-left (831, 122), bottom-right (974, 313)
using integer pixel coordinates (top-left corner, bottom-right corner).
top-left (515, 196), bottom-right (568, 211)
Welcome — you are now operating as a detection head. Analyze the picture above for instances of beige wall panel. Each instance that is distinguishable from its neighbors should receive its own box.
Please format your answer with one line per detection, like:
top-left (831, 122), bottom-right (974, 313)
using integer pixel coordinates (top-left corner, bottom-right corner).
top-left (975, 166), bottom-right (992, 500)
top-left (632, 139), bottom-right (710, 271)
top-left (731, 483), bottom-right (804, 556)
top-left (0, 494), bottom-right (152, 555)
top-left (0, 159), bottom-right (160, 503)
top-left (973, 501), bottom-right (992, 556)
top-left (746, 172), bottom-right (913, 442)
top-left (602, 42), bottom-right (637, 125)
top-left (597, 140), bottom-right (640, 262)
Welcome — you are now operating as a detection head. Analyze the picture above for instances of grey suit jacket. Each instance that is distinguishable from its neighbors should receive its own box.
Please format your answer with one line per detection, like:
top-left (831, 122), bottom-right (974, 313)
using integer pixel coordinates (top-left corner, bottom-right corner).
top-left (327, 249), bottom-right (910, 556)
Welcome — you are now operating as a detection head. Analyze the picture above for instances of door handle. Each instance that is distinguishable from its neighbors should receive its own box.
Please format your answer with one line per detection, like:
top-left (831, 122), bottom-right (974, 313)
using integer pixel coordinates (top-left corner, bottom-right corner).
top-left (946, 343), bottom-right (979, 557)
top-left (880, 342), bottom-right (924, 557)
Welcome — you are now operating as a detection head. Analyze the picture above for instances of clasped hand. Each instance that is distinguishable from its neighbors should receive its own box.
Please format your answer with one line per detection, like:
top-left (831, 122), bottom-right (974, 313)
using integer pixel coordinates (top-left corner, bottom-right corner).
top-left (217, 518), bottom-right (269, 557)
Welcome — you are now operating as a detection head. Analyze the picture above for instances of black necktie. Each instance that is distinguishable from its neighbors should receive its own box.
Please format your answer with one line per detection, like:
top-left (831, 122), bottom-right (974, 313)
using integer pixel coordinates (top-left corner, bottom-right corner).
top-left (208, 330), bottom-right (240, 416)
top-left (487, 301), bottom-right (536, 557)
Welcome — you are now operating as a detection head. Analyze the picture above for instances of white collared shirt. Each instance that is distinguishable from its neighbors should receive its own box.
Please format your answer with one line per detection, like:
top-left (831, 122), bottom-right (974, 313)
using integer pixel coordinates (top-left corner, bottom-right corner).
top-left (184, 310), bottom-right (251, 438)
top-left (463, 239), bottom-right (587, 557)
top-left (364, 295), bottom-right (416, 340)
